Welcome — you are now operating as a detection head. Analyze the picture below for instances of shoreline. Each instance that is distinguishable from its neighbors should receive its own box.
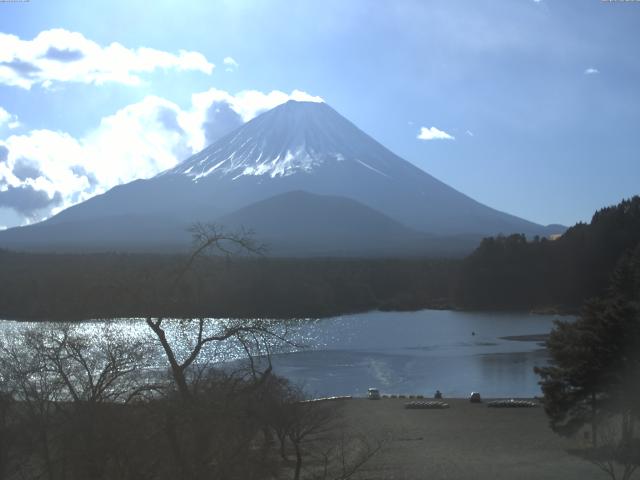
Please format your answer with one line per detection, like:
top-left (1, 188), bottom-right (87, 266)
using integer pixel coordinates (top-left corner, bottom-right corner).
top-left (500, 333), bottom-right (549, 342)
top-left (0, 306), bottom-right (575, 323)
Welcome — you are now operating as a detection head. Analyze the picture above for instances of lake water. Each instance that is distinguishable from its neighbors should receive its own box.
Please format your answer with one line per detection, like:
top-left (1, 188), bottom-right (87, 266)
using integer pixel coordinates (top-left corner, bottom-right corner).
top-left (0, 309), bottom-right (566, 398)
top-left (270, 309), bottom-right (561, 398)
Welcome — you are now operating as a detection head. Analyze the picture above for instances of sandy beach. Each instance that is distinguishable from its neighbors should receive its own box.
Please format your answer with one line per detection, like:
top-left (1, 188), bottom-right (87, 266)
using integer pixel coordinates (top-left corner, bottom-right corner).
top-left (340, 398), bottom-right (605, 480)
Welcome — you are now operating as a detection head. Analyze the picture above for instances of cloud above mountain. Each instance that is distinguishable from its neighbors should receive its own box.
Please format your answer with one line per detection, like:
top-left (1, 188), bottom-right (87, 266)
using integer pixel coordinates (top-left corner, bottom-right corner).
top-left (191, 88), bottom-right (323, 123)
top-left (0, 184), bottom-right (62, 217)
top-left (0, 29), bottom-right (214, 89)
top-left (417, 126), bottom-right (455, 141)
top-left (201, 101), bottom-right (244, 146)
top-left (0, 88), bottom-right (323, 226)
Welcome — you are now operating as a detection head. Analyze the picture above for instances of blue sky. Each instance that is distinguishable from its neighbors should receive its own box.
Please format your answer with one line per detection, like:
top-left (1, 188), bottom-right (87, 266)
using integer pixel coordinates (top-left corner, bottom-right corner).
top-left (0, 0), bottom-right (639, 229)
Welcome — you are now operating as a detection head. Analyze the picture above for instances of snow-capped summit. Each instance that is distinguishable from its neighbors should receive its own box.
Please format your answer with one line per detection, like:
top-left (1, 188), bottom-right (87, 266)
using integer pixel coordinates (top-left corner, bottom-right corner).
top-left (0, 100), bottom-right (563, 255)
top-left (165, 100), bottom-right (394, 181)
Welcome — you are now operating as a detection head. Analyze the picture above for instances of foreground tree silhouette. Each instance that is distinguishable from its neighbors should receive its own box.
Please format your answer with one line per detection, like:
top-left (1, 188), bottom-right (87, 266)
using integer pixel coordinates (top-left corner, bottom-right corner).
top-left (0, 323), bottom-right (153, 480)
top-left (0, 223), bottom-right (382, 480)
top-left (143, 223), bottom-right (384, 480)
top-left (142, 223), bottom-right (287, 479)
top-left (536, 245), bottom-right (640, 480)
top-left (145, 223), bottom-right (270, 400)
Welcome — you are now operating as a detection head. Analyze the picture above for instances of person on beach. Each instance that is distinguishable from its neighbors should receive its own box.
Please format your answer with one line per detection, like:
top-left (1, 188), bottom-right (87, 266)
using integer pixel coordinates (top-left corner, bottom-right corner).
top-left (434, 390), bottom-right (443, 399)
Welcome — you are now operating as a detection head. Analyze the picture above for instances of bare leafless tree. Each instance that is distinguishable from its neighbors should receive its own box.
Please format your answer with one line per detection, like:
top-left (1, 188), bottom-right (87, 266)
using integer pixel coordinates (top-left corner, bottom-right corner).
top-left (265, 389), bottom-right (384, 480)
top-left (146, 223), bottom-right (275, 401)
top-left (30, 323), bottom-right (153, 405)
top-left (0, 222), bottom-right (383, 480)
top-left (313, 431), bottom-right (384, 480)
top-left (141, 224), bottom-right (300, 480)
top-left (0, 323), bottom-right (158, 480)
top-left (0, 329), bottom-right (66, 480)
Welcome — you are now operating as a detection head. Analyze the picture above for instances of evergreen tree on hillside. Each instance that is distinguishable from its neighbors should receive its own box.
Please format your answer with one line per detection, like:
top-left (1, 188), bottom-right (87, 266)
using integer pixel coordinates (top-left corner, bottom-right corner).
top-left (536, 246), bottom-right (640, 479)
top-left (535, 298), bottom-right (640, 443)
top-left (456, 196), bottom-right (640, 311)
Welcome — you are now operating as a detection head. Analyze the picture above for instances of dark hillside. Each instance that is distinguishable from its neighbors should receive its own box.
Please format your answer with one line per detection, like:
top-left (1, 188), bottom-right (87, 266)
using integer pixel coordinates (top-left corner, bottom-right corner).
top-left (455, 196), bottom-right (640, 310)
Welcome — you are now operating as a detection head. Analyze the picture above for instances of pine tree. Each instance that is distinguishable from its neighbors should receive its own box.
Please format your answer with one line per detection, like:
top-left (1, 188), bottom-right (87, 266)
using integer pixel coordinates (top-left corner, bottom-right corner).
top-left (536, 247), bottom-right (640, 479)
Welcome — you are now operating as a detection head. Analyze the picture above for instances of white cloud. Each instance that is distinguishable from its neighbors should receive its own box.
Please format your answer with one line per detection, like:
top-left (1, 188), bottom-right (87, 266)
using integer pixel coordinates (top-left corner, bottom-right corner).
top-left (223, 57), bottom-right (239, 67)
top-left (0, 107), bottom-right (20, 129)
top-left (466, 129), bottom-right (474, 137)
top-left (0, 29), bottom-right (214, 90)
top-left (187, 88), bottom-right (323, 150)
top-left (192, 88), bottom-right (323, 122)
top-left (223, 56), bottom-right (239, 72)
top-left (1, 97), bottom-right (191, 220)
top-left (417, 126), bottom-right (455, 141)
top-left (0, 87), bottom-right (322, 226)
top-left (584, 67), bottom-right (599, 75)
top-left (84, 97), bottom-right (192, 186)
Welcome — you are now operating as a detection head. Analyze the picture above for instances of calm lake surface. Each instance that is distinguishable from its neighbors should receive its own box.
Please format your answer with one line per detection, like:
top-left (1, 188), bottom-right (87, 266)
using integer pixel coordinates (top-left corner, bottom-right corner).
top-left (269, 309), bottom-right (561, 398)
top-left (0, 309), bottom-right (566, 398)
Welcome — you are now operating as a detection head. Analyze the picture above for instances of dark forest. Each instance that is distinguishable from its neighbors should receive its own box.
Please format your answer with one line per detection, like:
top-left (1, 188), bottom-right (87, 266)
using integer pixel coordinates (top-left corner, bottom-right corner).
top-left (1, 196), bottom-right (638, 321)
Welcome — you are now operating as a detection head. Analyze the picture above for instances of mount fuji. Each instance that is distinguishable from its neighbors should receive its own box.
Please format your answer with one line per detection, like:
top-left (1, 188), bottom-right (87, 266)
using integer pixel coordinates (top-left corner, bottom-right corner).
top-left (0, 100), bottom-right (562, 256)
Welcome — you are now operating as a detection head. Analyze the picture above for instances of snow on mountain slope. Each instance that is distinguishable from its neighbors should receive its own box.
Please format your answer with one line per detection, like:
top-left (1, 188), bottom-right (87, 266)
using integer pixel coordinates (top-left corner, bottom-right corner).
top-left (163, 100), bottom-right (399, 181)
top-left (156, 100), bottom-right (551, 236)
top-left (0, 100), bottom-right (564, 254)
